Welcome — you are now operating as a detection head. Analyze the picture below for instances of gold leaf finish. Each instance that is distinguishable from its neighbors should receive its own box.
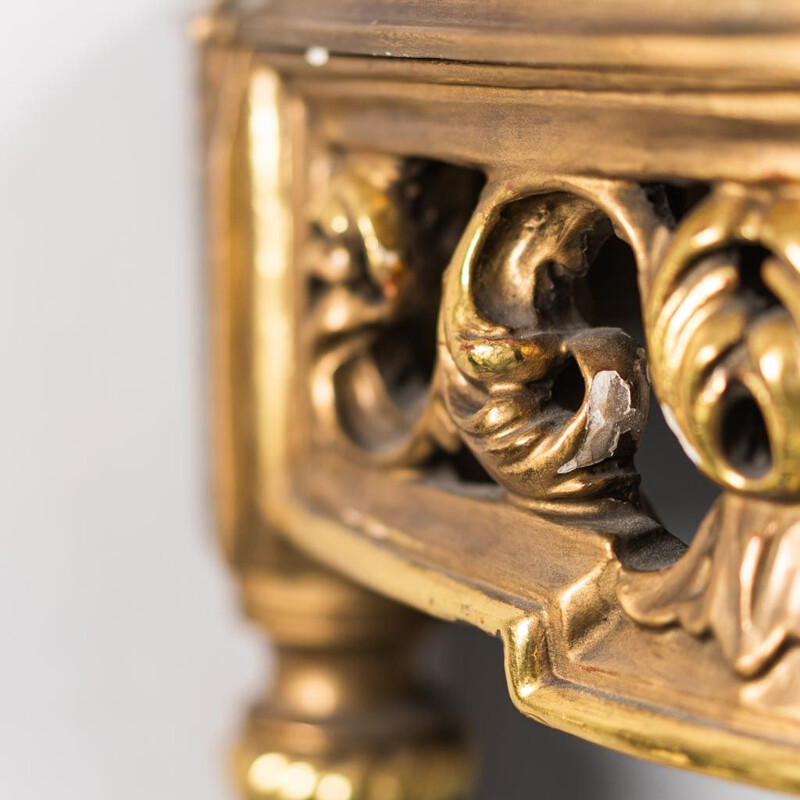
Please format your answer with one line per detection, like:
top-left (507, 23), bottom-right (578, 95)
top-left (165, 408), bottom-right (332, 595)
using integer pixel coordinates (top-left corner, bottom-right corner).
top-left (620, 494), bottom-right (800, 680)
top-left (646, 184), bottom-right (800, 498)
top-left (621, 184), bottom-right (800, 688)
top-left (440, 190), bottom-right (650, 504)
top-left (200, 3), bottom-right (800, 794)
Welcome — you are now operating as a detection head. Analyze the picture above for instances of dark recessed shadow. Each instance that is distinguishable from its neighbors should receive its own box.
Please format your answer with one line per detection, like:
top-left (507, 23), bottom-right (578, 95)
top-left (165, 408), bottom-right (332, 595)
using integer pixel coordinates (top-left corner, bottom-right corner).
top-left (582, 229), bottom-right (721, 545)
top-left (636, 396), bottom-right (720, 545)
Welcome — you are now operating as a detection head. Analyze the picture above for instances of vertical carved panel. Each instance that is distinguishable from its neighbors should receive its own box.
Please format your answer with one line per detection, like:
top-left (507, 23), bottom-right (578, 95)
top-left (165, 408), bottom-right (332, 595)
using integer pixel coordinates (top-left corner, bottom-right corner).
top-left (306, 154), bottom-right (482, 466)
top-left (207, 66), bottom-right (475, 800)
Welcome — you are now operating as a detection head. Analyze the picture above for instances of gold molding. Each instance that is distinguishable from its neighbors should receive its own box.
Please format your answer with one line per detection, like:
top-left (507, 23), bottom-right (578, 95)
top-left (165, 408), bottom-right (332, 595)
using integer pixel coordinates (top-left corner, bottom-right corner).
top-left (204, 6), bottom-right (800, 791)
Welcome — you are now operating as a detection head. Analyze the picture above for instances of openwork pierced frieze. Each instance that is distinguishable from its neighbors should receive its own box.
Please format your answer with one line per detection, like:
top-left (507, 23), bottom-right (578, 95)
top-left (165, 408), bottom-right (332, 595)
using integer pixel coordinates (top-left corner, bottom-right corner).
top-left (300, 148), bottom-right (800, 783)
top-left (619, 185), bottom-right (800, 684)
top-left (202, 5), bottom-right (800, 793)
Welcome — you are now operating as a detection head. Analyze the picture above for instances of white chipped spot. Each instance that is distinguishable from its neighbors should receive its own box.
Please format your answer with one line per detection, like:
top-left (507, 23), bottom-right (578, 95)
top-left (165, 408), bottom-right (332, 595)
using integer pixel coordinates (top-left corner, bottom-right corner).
top-left (328, 245), bottom-right (351, 274)
top-left (341, 507), bottom-right (389, 540)
top-left (305, 46), bottom-right (330, 67)
top-left (365, 520), bottom-right (390, 540)
top-left (341, 507), bottom-right (362, 527)
top-left (557, 370), bottom-right (639, 475)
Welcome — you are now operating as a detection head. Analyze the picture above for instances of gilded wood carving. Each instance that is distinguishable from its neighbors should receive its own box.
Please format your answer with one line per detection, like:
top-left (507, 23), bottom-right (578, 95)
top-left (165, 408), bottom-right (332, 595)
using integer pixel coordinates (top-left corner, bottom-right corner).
top-left (305, 158), bottom-right (800, 696)
top-left (438, 189), bottom-right (650, 505)
top-left (201, 1), bottom-right (800, 795)
top-left (620, 184), bottom-right (800, 683)
top-left (298, 151), bottom-right (800, 788)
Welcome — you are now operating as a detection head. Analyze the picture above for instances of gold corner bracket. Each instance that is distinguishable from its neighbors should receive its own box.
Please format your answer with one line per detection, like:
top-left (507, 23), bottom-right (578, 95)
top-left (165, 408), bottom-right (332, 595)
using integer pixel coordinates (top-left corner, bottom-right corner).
top-left (202, 1), bottom-right (800, 795)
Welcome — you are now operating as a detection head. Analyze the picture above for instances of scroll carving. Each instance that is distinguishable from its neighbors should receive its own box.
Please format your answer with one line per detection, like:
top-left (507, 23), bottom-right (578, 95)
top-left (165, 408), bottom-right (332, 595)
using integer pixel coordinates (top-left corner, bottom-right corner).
top-left (306, 157), bottom-right (800, 691)
top-left (620, 494), bottom-right (800, 678)
top-left (306, 154), bottom-right (478, 466)
top-left (644, 184), bottom-right (800, 498)
top-left (620, 184), bottom-right (800, 683)
top-left (439, 191), bottom-right (650, 505)
top-left (207, 10), bottom-right (800, 786)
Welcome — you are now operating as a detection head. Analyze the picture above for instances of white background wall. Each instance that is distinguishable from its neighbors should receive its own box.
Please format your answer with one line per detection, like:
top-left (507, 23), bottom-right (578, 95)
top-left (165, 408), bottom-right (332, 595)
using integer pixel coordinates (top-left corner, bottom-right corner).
top-left (0, 2), bottom-right (785, 798)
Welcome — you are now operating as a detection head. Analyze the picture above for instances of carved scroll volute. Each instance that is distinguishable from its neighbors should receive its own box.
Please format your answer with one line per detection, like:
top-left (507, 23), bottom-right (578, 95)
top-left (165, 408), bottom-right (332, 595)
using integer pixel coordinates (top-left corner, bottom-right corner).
top-left (621, 184), bottom-right (800, 685)
top-left (646, 184), bottom-right (800, 498)
top-left (439, 188), bottom-right (650, 504)
top-left (307, 154), bottom-right (462, 467)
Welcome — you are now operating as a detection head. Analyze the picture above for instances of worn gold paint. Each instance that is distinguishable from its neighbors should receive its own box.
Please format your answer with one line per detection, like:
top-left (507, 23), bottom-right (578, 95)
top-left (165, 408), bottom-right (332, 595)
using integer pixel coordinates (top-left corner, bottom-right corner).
top-left (201, 3), bottom-right (800, 796)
